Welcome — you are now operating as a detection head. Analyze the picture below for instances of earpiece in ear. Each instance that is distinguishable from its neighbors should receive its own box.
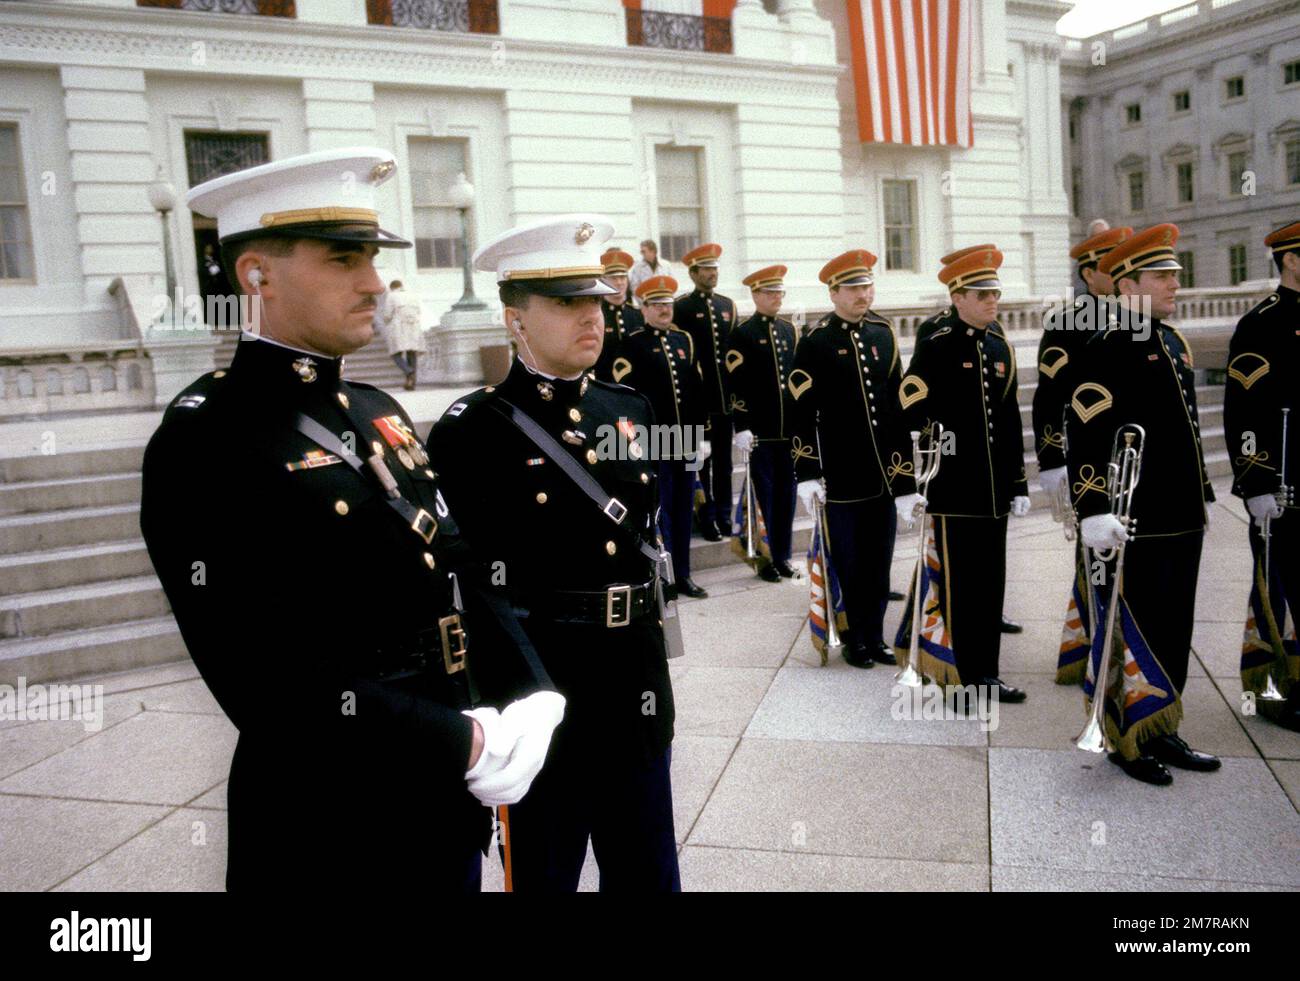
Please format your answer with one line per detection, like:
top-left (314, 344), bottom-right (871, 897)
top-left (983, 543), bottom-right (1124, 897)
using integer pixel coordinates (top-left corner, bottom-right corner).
top-left (512, 319), bottom-right (522, 329)
top-left (248, 267), bottom-right (262, 288)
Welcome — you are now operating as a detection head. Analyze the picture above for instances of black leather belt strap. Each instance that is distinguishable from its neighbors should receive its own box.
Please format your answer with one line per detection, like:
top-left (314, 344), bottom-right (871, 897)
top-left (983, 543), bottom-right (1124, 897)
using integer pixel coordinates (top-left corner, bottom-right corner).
top-left (487, 399), bottom-right (662, 569)
top-left (521, 579), bottom-right (657, 627)
top-left (295, 412), bottom-right (441, 545)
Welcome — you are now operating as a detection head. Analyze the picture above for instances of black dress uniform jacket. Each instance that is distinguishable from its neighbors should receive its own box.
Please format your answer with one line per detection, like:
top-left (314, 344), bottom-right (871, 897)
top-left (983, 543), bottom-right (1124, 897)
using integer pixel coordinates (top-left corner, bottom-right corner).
top-left (725, 313), bottom-right (797, 440)
top-left (429, 360), bottom-right (674, 764)
top-left (674, 289), bottom-right (737, 416)
top-left (1224, 285), bottom-right (1300, 505)
top-left (1031, 293), bottom-right (1107, 472)
top-left (1066, 318), bottom-right (1214, 535)
top-left (787, 311), bottom-right (915, 501)
top-left (614, 325), bottom-right (706, 431)
top-left (594, 299), bottom-right (644, 383)
top-left (899, 309), bottom-right (1028, 516)
top-left (140, 337), bottom-right (515, 890)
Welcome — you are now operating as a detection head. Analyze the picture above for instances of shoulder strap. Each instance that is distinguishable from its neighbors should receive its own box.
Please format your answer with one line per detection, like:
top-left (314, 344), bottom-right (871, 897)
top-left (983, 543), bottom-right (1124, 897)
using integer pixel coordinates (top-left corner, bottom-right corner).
top-left (486, 399), bottom-right (663, 569)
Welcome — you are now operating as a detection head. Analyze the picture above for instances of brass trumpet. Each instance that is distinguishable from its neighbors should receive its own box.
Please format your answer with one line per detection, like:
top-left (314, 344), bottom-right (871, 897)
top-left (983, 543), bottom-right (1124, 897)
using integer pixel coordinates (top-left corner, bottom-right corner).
top-left (1049, 409), bottom-right (1077, 541)
top-left (1076, 424), bottom-right (1145, 753)
top-left (897, 424), bottom-right (944, 690)
top-left (743, 448), bottom-right (758, 560)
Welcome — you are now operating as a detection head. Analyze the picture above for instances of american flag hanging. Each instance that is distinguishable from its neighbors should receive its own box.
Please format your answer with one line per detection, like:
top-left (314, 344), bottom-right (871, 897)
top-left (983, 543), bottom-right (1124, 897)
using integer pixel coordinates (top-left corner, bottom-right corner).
top-left (845, 0), bottom-right (974, 148)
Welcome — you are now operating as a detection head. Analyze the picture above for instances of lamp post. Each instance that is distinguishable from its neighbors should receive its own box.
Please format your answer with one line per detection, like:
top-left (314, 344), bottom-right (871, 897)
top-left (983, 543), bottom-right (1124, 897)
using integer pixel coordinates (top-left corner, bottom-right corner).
top-left (447, 171), bottom-right (486, 311)
top-left (147, 168), bottom-right (178, 323)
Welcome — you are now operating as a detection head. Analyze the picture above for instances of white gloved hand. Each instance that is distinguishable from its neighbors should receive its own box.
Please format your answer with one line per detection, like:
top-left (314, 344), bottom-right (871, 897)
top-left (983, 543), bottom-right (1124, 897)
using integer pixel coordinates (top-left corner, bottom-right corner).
top-left (463, 707), bottom-right (510, 781)
top-left (1080, 513), bottom-right (1129, 550)
top-left (1012, 495), bottom-right (1031, 518)
top-left (894, 492), bottom-right (925, 525)
top-left (699, 440), bottom-right (711, 462)
top-left (733, 429), bottom-right (755, 453)
top-left (797, 479), bottom-right (825, 515)
top-left (1038, 466), bottom-right (1067, 496)
top-left (1246, 493), bottom-right (1284, 523)
top-left (464, 691), bottom-right (566, 807)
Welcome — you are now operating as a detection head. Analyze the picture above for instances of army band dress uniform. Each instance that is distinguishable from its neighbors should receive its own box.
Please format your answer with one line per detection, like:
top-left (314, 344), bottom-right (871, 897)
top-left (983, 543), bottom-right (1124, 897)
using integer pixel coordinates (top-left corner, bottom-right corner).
top-left (790, 250), bottom-right (917, 668)
top-left (674, 243), bottom-right (739, 541)
top-left (593, 248), bottom-right (644, 383)
top-left (140, 148), bottom-right (564, 892)
top-left (613, 274), bottom-right (711, 600)
top-left (894, 248), bottom-right (1031, 700)
top-left (1224, 221), bottom-right (1300, 732)
top-left (1066, 223), bottom-right (1222, 785)
top-left (725, 265), bottom-right (800, 583)
top-left (429, 214), bottom-right (681, 892)
top-left (914, 243), bottom-right (1024, 636)
top-left (1032, 226), bottom-right (1134, 684)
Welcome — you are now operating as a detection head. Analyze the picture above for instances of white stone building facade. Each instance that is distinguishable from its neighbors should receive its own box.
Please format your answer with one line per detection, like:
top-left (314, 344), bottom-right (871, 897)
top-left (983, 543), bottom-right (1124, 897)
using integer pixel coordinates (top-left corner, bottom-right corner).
top-left (0, 0), bottom-right (1072, 407)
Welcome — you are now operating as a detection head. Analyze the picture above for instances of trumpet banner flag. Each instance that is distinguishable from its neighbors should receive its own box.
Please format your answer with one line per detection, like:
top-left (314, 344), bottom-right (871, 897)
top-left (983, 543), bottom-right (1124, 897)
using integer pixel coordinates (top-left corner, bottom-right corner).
top-left (1055, 541), bottom-right (1093, 686)
top-left (1239, 542), bottom-right (1298, 707)
top-left (807, 506), bottom-right (847, 655)
top-left (892, 516), bottom-right (959, 685)
top-left (731, 475), bottom-right (772, 568)
top-left (1083, 586), bottom-right (1182, 761)
top-left (844, 0), bottom-right (974, 148)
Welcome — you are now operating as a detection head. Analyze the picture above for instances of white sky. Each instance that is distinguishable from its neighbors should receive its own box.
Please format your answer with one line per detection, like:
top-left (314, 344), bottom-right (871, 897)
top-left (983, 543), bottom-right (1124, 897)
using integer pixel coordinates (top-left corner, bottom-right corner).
top-left (1056, 0), bottom-right (1198, 38)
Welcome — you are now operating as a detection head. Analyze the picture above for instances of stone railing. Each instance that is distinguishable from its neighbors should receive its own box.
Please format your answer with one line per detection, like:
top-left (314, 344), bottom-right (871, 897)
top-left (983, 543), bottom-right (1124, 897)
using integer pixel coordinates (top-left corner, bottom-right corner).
top-left (365, 0), bottom-right (499, 33)
top-left (625, 8), bottom-right (733, 54)
top-left (0, 344), bottom-right (155, 420)
top-left (136, 0), bottom-right (297, 16)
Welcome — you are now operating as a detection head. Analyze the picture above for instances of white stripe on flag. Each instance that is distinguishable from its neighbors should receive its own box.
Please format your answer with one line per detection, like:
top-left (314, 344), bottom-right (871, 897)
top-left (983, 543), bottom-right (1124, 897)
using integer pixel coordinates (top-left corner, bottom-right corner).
top-left (879, 0), bottom-right (904, 145)
top-left (954, 0), bottom-right (971, 147)
top-left (860, 0), bottom-right (885, 143)
top-left (899, 0), bottom-right (923, 147)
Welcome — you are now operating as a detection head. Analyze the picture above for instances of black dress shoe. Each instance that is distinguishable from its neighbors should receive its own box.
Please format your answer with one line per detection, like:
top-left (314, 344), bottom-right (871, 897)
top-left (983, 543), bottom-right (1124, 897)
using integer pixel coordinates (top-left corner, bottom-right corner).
top-left (1144, 734), bottom-right (1221, 772)
top-left (842, 645), bottom-right (876, 669)
top-left (979, 677), bottom-right (1027, 703)
top-left (999, 617), bottom-right (1023, 634)
top-left (873, 643), bottom-right (897, 666)
top-left (757, 563), bottom-right (782, 583)
top-left (1108, 751), bottom-right (1173, 786)
top-left (698, 519), bottom-right (722, 542)
top-left (888, 591), bottom-right (905, 601)
top-left (773, 561), bottom-right (798, 579)
top-left (678, 578), bottom-right (709, 599)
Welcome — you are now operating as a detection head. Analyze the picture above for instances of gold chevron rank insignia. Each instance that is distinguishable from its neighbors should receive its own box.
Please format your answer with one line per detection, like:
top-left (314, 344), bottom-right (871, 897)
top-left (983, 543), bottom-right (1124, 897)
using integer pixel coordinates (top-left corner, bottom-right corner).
top-left (1071, 382), bottom-right (1113, 423)
top-left (1038, 346), bottom-right (1069, 379)
top-left (788, 369), bottom-right (813, 400)
top-left (1227, 352), bottom-right (1269, 390)
top-left (612, 357), bottom-right (632, 383)
top-left (725, 350), bottom-right (744, 373)
top-left (899, 375), bottom-right (929, 409)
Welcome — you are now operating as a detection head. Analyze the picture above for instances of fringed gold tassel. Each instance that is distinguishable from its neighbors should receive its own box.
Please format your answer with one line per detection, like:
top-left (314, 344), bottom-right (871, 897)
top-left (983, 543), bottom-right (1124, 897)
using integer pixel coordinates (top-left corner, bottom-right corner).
top-left (1097, 696), bottom-right (1184, 762)
top-left (919, 648), bottom-right (963, 688)
top-left (1055, 656), bottom-right (1088, 687)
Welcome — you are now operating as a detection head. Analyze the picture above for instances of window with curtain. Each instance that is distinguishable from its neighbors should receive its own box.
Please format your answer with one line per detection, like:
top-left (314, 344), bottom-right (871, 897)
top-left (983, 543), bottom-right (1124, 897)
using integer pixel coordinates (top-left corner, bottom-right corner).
top-left (655, 145), bottom-right (704, 263)
top-left (1228, 244), bottom-right (1247, 286)
top-left (882, 179), bottom-right (917, 271)
top-left (408, 136), bottom-right (467, 270)
top-left (0, 124), bottom-right (35, 282)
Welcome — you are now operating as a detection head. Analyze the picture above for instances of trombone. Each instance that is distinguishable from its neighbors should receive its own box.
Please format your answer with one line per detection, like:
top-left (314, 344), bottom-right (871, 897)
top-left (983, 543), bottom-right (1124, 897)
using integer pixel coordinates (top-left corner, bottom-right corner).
top-left (1076, 424), bottom-right (1145, 753)
top-left (1257, 406), bottom-right (1292, 702)
top-left (896, 424), bottom-right (944, 689)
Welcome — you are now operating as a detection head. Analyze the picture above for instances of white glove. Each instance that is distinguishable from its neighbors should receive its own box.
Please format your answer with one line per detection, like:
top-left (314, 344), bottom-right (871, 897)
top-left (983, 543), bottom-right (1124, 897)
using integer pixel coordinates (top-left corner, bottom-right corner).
top-left (1038, 466), bottom-right (1067, 496)
top-left (463, 691), bottom-right (566, 807)
top-left (1246, 493), bottom-right (1284, 523)
top-left (733, 429), bottom-right (755, 453)
top-left (699, 440), bottom-right (711, 462)
top-left (1011, 495), bottom-right (1031, 517)
top-left (1080, 513), bottom-right (1129, 550)
top-left (797, 479), bottom-right (825, 515)
top-left (894, 492), bottom-right (925, 525)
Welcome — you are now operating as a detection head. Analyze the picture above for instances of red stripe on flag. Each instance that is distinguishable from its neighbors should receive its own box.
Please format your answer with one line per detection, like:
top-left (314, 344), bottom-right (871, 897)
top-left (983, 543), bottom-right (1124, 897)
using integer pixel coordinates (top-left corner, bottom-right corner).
top-left (846, 0), bottom-right (874, 142)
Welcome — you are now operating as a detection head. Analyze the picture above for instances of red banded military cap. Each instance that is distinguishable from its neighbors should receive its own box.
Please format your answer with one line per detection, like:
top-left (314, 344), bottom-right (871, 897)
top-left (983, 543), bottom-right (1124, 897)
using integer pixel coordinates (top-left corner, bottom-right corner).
top-left (680, 243), bottom-right (722, 269)
top-left (938, 248), bottom-right (1003, 292)
top-left (1097, 224), bottom-right (1181, 279)
top-left (1264, 221), bottom-right (1300, 256)
top-left (600, 249), bottom-right (635, 274)
top-left (819, 249), bottom-right (877, 288)
top-left (1070, 227), bottom-right (1134, 267)
top-left (742, 264), bottom-right (787, 290)
top-left (635, 274), bottom-right (678, 301)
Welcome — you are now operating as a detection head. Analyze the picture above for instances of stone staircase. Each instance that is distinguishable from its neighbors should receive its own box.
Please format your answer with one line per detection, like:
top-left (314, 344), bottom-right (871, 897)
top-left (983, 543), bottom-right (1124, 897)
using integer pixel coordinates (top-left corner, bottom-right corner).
top-left (0, 353), bottom-right (1233, 685)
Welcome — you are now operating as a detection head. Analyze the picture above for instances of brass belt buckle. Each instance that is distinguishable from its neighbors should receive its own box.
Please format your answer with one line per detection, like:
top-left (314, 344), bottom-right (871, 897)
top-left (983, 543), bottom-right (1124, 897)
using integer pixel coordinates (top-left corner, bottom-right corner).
top-left (606, 584), bottom-right (632, 628)
top-left (439, 613), bottom-right (467, 674)
top-left (411, 508), bottom-right (438, 544)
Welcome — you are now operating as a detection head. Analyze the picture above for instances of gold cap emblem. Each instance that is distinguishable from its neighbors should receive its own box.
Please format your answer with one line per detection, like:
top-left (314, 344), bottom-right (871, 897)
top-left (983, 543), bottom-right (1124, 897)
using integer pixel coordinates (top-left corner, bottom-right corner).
top-left (575, 222), bottom-right (595, 245)
top-left (370, 161), bottom-right (396, 183)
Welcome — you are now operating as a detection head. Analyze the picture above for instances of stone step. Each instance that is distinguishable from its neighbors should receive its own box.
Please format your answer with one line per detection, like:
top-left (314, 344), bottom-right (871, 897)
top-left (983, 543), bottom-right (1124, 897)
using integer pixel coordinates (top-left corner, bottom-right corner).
top-left (0, 575), bottom-right (168, 640)
top-left (0, 615), bottom-right (187, 687)
top-left (0, 503), bottom-right (141, 555)
top-left (0, 540), bottom-right (155, 595)
top-left (0, 472), bottom-right (141, 516)
top-left (0, 443), bottom-right (147, 484)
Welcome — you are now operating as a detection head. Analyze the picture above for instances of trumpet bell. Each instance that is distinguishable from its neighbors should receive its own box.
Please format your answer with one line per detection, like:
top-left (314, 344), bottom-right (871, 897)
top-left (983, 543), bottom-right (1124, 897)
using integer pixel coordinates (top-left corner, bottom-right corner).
top-left (895, 663), bottom-right (924, 689)
top-left (1259, 674), bottom-right (1287, 702)
top-left (1074, 716), bottom-right (1109, 754)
